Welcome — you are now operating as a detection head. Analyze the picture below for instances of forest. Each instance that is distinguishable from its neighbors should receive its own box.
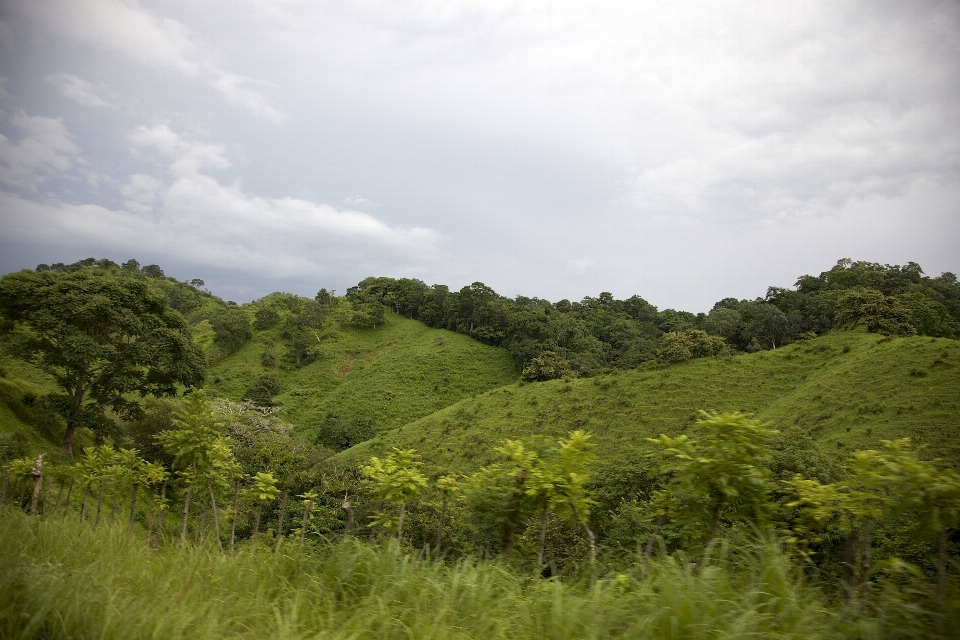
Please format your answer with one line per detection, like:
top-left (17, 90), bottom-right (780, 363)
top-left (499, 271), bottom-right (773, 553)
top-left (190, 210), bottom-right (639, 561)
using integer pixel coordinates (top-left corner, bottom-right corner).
top-left (1, 256), bottom-right (959, 639)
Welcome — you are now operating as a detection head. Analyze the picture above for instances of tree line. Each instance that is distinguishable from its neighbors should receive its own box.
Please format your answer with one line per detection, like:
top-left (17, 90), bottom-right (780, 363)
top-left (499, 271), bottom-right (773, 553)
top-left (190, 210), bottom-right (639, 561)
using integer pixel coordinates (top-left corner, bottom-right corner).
top-left (341, 258), bottom-right (959, 378)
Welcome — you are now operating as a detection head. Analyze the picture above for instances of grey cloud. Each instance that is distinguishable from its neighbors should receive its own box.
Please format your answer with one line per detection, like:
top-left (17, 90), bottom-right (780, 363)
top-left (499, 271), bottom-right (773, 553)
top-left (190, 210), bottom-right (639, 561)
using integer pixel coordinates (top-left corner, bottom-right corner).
top-left (0, 110), bottom-right (81, 190)
top-left (0, 0), bottom-right (957, 309)
top-left (44, 73), bottom-right (116, 108)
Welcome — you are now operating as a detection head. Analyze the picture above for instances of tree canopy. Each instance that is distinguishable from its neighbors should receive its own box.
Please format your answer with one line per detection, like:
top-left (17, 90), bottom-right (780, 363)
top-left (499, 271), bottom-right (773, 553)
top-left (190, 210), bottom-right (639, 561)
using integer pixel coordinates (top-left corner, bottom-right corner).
top-left (0, 268), bottom-right (205, 456)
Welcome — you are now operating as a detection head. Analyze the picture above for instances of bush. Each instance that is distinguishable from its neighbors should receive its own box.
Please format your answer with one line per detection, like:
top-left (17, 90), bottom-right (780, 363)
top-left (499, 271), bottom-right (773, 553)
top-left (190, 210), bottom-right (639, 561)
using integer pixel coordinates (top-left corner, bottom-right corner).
top-left (656, 329), bottom-right (729, 362)
top-left (521, 351), bottom-right (576, 382)
top-left (242, 373), bottom-right (282, 407)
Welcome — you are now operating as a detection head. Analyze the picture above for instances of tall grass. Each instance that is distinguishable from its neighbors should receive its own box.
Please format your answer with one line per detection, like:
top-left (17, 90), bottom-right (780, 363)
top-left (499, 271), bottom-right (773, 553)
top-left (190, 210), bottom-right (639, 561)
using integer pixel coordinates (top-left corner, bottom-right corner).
top-left (0, 508), bottom-right (858, 639)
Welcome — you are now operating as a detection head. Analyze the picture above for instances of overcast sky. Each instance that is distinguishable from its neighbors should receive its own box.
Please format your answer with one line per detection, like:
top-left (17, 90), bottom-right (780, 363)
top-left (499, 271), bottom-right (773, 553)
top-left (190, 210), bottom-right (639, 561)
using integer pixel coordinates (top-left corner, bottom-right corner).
top-left (0, 0), bottom-right (957, 311)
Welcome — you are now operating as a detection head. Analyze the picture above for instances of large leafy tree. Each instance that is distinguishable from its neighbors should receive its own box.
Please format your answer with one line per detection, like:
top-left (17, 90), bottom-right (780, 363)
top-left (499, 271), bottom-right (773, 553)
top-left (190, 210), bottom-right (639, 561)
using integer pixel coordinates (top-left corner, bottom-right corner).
top-left (0, 269), bottom-right (205, 456)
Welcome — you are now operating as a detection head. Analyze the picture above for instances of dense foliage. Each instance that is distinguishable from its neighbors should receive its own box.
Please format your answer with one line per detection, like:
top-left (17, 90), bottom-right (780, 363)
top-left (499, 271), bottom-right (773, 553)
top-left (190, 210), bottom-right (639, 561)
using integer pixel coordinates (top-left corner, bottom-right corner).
top-left (342, 259), bottom-right (959, 377)
top-left (0, 268), bottom-right (205, 455)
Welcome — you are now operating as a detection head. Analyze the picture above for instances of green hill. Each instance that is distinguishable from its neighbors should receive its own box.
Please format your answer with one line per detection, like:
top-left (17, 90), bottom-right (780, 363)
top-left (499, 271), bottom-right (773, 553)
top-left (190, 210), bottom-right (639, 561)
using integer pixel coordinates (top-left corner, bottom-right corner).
top-left (336, 330), bottom-right (960, 475)
top-left (206, 309), bottom-right (519, 444)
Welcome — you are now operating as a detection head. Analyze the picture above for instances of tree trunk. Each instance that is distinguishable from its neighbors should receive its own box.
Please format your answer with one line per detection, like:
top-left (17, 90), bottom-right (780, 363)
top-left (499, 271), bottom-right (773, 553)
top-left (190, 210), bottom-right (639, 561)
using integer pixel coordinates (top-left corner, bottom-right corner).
top-left (127, 484), bottom-right (139, 538)
top-left (253, 503), bottom-right (262, 539)
top-left (54, 480), bottom-right (65, 514)
top-left (537, 505), bottom-right (549, 572)
top-left (110, 489), bottom-right (118, 524)
top-left (207, 481), bottom-right (223, 552)
top-left (198, 506), bottom-right (207, 544)
top-left (434, 496), bottom-right (448, 561)
top-left (842, 531), bottom-right (858, 600)
top-left (569, 501), bottom-right (596, 568)
top-left (146, 490), bottom-right (157, 546)
top-left (643, 516), bottom-right (664, 569)
top-left (397, 502), bottom-right (406, 541)
top-left (230, 480), bottom-right (240, 555)
top-left (859, 522), bottom-right (873, 609)
top-left (180, 485), bottom-right (193, 547)
top-left (63, 478), bottom-right (74, 515)
top-left (63, 420), bottom-right (77, 458)
top-left (79, 485), bottom-right (90, 523)
top-left (275, 490), bottom-right (289, 552)
top-left (94, 481), bottom-right (104, 530)
top-left (342, 499), bottom-right (354, 537)
top-left (152, 481), bottom-right (166, 550)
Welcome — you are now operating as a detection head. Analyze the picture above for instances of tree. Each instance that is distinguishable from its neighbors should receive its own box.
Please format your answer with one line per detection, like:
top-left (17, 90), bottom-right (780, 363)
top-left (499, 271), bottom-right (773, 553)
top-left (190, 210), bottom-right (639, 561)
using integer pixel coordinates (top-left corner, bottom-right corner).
top-left (0, 269), bottom-right (205, 456)
top-left (247, 471), bottom-right (280, 539)
top-left (521, 351), bottom-right (576, 382)
top-left (361, 449), bottom-right (427, 540)
top-left (834, 288), bottom-right (915, 336)
top-left (461, 440), bottom-right (539, 554)
top-left (210, 307), bottom-right (252, 353)
top-left (746, 303), bottom-right (793, 350)
top-left (648, 412), bottom-right (777, 552)
top-left (704, 307), bottom-right (741, 338)
top-left (156, 391), bottom-right (234, 548)
top-left (529, 431), bottom-right (598, 569)
top-left (656, 329), bottom-right (729, 362)
top-left (433, 475), bottom-right (458, 560)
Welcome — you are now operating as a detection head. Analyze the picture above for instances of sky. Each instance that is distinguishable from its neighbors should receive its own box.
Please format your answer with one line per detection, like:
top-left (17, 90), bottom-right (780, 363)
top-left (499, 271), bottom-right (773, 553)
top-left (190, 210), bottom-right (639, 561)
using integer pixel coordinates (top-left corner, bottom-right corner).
top-left (0, 0), bottom-right (958, 312)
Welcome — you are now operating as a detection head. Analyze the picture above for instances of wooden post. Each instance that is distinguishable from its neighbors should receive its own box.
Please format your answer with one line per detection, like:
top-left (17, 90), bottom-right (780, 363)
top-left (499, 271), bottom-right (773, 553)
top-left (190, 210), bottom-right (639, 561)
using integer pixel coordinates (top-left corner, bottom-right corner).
top-left (300, 488), bottom-right (317, 545)
top-left (28, 454), bottom-right (45, 516)
top-left (342, 496), bottom-right (354, 537)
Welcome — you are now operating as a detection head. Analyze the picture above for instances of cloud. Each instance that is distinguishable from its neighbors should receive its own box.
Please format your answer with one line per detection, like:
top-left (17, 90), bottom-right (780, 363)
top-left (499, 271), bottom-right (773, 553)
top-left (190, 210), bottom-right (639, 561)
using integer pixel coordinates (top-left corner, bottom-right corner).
top-left (11, 0), bottom-right (201, 77)
top-left (119, 173), bottom-right (162, 214)
top-left (0, 110), bottom-right (82, 189)
top-left (0, 123), bottom-right (442, 278)
top-left (343, 196), bottom-right (376, 208)
top-left (211, 74), bottom-right (285, 124)
top-left (10, 0), bottom-right (285, 122)
top-left (45, 73), bottom-right (115, 108)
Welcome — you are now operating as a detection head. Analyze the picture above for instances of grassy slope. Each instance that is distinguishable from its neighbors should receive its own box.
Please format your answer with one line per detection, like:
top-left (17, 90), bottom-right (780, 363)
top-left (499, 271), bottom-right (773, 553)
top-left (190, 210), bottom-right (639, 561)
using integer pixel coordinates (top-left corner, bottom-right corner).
top-left (336, 331), bottom-right (960, 474)
top-left (207, 312), bottom-right (519, 438)
top-left (0, 353), bottom-right (61, 455)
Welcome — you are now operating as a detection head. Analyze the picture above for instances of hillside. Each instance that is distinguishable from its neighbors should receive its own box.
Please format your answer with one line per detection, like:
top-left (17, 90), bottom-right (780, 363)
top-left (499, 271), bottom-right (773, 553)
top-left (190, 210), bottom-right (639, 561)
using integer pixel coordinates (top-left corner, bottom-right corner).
top-left (206, 309), bottom-right (518, 444)
top-left (336, 330), bottom-right (960, 476)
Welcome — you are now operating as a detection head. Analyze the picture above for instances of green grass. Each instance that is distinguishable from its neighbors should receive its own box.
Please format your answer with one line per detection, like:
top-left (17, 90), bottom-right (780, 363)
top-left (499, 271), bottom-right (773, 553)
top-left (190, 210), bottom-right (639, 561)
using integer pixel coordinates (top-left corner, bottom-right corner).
top-left (0, 509), bottom-right (863, 639)
top-left (207, 312), bottom-right (518, 438)
top-left (0, 359), bottom-right (62, 459)
top-left (336, 331), bottom-right (960, 475)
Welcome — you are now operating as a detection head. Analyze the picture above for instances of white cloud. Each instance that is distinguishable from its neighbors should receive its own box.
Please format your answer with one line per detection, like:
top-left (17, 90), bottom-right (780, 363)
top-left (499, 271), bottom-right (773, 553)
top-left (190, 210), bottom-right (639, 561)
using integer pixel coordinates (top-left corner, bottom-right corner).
top-left (343, 195), bottom-right (375, 208)
top-left (0, 123), bottom-right (442, 276)
top-left (120, 173), bottom-right (163, 214)
top-left (0, 110), bottom-right (81, 189)
top-left (10, 0), bottom-right (285, 122)
top-left (45, 73), bottom-right (115, 108)
top-left (211, 74), bottom-right (285, 124)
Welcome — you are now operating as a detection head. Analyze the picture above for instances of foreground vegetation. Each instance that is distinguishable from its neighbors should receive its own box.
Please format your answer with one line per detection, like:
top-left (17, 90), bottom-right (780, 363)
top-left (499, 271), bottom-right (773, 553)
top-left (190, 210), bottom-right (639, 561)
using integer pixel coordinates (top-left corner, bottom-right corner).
top-left (5, 509), bottom-right (951, 639)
